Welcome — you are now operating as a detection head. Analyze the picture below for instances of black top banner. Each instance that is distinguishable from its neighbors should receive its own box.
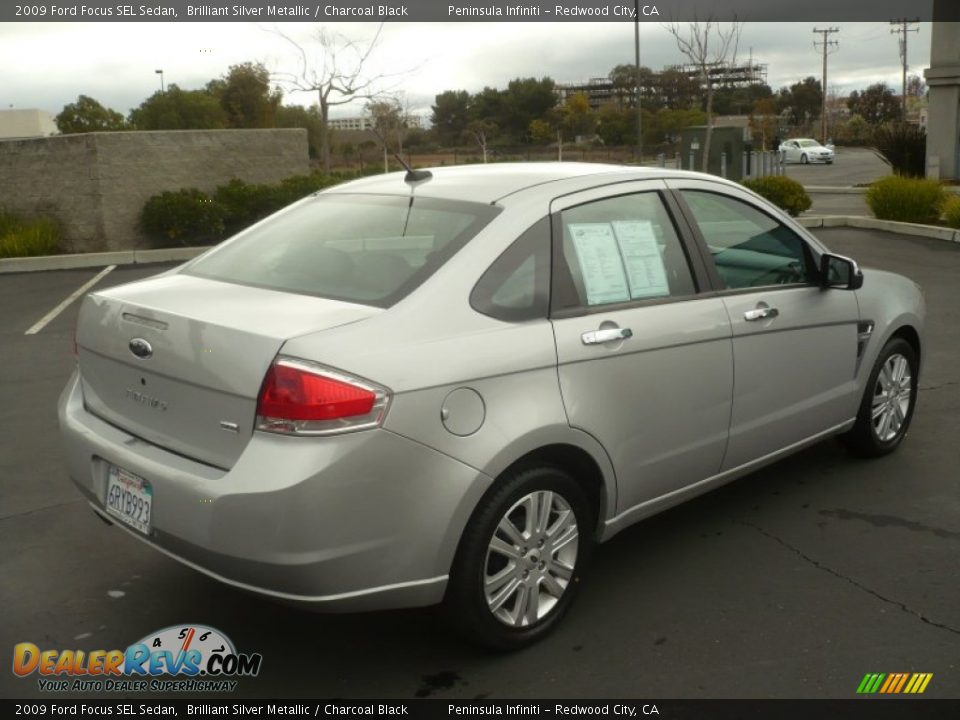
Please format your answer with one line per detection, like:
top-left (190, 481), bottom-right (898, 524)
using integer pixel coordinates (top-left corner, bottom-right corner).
top-left (3, 0), bottom-right (959, 23)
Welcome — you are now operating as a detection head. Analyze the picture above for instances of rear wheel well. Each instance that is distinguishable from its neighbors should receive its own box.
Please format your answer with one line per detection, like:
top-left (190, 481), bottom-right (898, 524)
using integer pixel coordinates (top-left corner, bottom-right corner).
top-left (495, 444), bottom-right (607, 537)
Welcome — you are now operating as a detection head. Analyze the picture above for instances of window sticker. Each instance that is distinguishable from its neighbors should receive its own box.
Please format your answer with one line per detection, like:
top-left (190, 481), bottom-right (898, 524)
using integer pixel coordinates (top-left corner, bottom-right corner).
top-left (611, 220), bottom-right (670, 299)
top-left (568, 223), bottom-right (630, 305)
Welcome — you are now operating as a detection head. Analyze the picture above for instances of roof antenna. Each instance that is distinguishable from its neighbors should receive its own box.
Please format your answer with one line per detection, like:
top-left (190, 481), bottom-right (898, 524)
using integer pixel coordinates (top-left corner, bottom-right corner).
top-left (369, 126), bottom-right (432, 184)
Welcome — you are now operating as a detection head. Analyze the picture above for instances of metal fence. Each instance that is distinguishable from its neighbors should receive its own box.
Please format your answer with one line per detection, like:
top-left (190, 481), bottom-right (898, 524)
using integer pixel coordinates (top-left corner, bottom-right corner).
top-left (669, 150), bottom-right (786, 179)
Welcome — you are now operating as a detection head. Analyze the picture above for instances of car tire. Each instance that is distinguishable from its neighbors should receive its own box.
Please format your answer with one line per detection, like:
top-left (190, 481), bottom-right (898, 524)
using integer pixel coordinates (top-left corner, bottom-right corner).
top-left (841, 337), bottom-right (918, 458)
top-left (801, 154), bottom-right (809, 164)
top-left (444, 465), bottom-right (595, 650)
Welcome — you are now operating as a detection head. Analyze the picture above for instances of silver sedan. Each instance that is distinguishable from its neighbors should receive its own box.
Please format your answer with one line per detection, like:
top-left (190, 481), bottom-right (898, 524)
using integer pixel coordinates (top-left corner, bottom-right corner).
top-left (780, 138), bottom-right (836, 164)
top-left (59, 163), bottom-right (923, 649)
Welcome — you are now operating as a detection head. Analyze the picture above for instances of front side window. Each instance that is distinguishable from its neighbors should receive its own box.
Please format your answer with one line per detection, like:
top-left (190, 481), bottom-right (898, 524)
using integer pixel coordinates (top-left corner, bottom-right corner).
top-left (681, 190), bottom-right (817, 290)
top-left (184, 194), bottom-right (499, 307)
top-left (555, 192), bottom-right (697, 311)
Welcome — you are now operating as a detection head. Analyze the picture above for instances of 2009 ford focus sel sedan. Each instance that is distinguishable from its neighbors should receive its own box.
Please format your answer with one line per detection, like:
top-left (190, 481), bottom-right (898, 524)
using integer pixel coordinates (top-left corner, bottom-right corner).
top-left (60, 163), bottom-right (924, 648)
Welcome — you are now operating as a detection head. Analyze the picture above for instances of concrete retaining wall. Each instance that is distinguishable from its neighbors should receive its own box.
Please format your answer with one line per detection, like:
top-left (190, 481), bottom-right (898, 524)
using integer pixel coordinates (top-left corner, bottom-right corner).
top-left (0, 129), bottom-right (309, 252)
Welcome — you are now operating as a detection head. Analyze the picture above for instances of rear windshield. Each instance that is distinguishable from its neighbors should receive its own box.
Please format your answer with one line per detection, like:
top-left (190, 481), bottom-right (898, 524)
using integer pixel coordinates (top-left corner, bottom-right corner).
top-left (183, 194), bottom-right (500, 307)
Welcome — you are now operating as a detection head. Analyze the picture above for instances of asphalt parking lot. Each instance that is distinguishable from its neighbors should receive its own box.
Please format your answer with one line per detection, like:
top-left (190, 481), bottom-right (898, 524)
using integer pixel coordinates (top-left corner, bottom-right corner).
top-left (1, 226), bottom-right (958, 700)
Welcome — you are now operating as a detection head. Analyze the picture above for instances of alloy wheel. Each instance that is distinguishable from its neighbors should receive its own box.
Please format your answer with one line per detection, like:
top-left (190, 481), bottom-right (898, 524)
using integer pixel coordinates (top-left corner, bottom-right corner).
top-left (871, 353), bottom-right (912, 442)
top-left (483, 490), bottom-right (579, 627)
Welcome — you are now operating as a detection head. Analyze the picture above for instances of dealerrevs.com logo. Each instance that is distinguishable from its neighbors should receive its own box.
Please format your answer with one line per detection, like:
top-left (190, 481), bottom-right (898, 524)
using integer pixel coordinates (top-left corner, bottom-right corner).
top-left (12, 624), bottom-right (262, 693)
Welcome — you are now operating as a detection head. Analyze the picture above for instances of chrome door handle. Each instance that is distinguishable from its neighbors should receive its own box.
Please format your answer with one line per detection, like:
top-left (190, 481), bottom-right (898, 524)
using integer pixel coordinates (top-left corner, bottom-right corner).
top-left (582, 327), bottom-right (633, 345)
top-left (744, 306), bottom-right (779, 321)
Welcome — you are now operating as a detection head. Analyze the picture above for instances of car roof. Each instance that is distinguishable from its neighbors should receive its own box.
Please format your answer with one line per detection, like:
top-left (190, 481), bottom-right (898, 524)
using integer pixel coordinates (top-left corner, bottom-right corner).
top-left (323, 162), bottom-right (724, 205)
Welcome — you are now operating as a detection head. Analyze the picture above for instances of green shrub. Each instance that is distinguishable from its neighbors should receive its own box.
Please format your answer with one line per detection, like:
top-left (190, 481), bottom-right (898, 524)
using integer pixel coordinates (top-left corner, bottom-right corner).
top-left (141, 172), bottom-right (363, 246)
top-left (214, 179), bottom-right (282, 233)
top-left (874, 122), bottom-right (926, 178)
top-left (140, 188), bottom-right (226, 246)
top-left (0, 208), bottom-right (61, 258)
top-left (275, 172), bottom-right (350, 205)
top-left (865, 176), bottom-right (946, 224)
top-left (741, 176), bottom-right (812, 217)
top-left (942, 195), bottom-right (960, 229)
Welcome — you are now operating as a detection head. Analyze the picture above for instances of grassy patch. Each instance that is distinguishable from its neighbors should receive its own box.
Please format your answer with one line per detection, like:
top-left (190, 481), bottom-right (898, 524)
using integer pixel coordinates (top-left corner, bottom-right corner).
top-left (0, 208), bottom-right (62, 258)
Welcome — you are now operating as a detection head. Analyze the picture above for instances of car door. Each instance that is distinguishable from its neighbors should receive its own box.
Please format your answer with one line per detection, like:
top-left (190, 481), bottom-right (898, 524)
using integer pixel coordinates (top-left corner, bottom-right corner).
top-left (782, 141), bottom-right (797, 163)
top-left (549, 182), bottom-right (734, 514)
top-left (670, 180), bottom-right (861, 470)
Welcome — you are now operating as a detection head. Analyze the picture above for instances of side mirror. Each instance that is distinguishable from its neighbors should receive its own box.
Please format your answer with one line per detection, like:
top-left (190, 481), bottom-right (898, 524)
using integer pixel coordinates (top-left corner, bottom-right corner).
top-left (820, 253), bottom-right (863, 290)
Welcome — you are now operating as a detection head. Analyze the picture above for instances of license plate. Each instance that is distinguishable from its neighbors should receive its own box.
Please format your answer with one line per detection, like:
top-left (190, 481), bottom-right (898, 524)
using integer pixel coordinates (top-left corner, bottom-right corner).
top-left (105, 466), bottom-right (152, 535)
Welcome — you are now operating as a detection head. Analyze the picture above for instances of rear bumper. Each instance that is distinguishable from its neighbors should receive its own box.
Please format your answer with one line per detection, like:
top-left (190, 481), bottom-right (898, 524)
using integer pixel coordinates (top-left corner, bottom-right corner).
top-left (58, 370), bottom-right (493, 610)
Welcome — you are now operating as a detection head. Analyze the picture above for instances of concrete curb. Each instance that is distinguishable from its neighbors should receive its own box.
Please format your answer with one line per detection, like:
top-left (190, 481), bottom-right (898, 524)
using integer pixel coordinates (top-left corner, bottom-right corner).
top-left (802, 185), bottom-right (960, 195)
top-left (798, 215), bottom-right (960, 243)
top-left (0, 246), bottom-right (211, 274)
top-left (804, 186), bottom-right (869, 194)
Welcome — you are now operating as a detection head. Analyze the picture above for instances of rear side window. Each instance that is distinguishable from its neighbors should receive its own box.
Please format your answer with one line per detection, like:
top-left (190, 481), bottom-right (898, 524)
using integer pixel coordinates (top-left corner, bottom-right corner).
top-left (470, 218), bottom-right (550, 322)
top-left (184, 194), bottom-right (500, 307)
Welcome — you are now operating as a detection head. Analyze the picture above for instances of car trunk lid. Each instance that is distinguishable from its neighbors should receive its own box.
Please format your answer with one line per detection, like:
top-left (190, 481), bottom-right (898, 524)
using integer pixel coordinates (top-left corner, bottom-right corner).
top-left (76, 273), bottom-right (380, 468)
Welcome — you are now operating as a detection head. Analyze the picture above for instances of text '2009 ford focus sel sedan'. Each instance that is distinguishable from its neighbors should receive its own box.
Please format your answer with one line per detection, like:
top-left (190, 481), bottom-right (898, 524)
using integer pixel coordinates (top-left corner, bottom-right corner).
top-left (60, 163), bottom-right (924, 648)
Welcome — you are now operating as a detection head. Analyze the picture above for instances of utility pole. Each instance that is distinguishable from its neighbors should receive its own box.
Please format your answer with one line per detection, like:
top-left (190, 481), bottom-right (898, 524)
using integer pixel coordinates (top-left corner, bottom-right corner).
top-left (890, 18), bottom-right (920, 122)
top-left (634, 0), bottom-right (643, 164)
top-left (813, 27), bottom-right (839, 144)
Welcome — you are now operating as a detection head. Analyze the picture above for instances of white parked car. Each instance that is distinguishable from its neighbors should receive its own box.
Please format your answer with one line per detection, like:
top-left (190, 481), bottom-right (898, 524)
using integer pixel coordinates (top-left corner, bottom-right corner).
top-left (779, 138), bottom-right (835, 164)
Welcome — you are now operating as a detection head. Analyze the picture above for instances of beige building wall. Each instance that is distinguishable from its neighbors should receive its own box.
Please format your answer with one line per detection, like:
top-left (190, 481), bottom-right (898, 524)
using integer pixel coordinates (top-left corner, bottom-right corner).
top-left (925, 22), bottom-right (960, 180)
top-left (0, 109), bottom-right (58, 140)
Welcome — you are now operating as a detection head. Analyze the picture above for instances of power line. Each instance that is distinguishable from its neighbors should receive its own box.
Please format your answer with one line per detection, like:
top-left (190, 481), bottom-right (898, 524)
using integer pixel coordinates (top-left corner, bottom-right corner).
top-left (813, 27), bottom-right (839, 143)
top-left (890, 18), bottom-right (920, 121)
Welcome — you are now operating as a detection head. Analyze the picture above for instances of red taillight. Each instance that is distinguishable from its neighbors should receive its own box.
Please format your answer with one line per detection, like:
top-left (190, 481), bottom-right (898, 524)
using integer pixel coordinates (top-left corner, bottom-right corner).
top-left (256, 358), bottom-right (389, 435)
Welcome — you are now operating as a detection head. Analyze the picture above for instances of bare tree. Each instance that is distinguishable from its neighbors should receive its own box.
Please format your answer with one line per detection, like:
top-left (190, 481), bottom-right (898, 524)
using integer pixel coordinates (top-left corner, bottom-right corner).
top-left (366, 95), bottom-right (411, 172)
top-left (463, 119), bottom-right (497, 163)
top-left (664, 17), bottom-right (743, 172)
top-left (270, 23), bottom-right (406, 172)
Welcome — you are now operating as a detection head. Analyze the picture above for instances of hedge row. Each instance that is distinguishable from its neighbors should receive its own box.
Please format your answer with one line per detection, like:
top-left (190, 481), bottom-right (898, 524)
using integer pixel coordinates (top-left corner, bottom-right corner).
top-left (140, 171), bottom-right (363, 247)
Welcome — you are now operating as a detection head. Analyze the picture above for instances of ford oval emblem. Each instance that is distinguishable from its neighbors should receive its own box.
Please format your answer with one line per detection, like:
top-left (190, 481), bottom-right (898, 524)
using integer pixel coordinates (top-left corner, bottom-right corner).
top-left (128, 338), bottom-right (153, 360)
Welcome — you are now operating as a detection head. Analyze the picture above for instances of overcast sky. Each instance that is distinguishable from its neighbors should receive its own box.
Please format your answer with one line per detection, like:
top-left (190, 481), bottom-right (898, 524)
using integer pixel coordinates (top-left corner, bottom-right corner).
top-left (0, 21), bottom-right (933, 120)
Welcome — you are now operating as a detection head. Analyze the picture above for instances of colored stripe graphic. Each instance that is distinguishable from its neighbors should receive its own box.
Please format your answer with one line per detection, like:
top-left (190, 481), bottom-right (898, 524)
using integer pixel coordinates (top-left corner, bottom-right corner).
top-left (857, 672), bottom-right (932, 694)
top-left (893, 673), bottom-right (909, 693)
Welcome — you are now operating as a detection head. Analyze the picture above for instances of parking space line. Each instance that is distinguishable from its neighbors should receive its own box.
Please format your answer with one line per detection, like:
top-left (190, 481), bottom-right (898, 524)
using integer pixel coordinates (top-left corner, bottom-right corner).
top-left (24, 265), bottom-right (117, 335)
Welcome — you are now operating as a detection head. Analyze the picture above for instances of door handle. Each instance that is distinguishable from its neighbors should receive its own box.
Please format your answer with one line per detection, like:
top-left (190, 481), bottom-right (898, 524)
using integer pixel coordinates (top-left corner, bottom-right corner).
top-left (744, 306), bottom-right (779, 321)
top-left (582, 327), bottom-right (633, 345)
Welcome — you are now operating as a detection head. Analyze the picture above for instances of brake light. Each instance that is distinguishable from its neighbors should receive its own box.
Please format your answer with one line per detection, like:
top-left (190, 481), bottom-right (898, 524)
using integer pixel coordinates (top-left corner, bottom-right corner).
top-left (256, 357), bottom-right (390, 435)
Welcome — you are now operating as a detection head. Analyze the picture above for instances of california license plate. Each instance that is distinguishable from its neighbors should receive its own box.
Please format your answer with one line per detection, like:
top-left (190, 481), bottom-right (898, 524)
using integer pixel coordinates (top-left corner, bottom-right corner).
top-left (105, 466), bottom-right (152, 535)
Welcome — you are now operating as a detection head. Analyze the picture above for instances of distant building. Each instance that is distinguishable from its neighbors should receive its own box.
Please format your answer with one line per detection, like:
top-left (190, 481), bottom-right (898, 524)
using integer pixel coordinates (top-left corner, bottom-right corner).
top-left (558, 62), bottom-right (769, 111)
top-left (328, 114), bottom-right (426, 132)
top-left (328, 116), bottom-right (373, 132)
top-left (0, 109), bottom-right (58, 140)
